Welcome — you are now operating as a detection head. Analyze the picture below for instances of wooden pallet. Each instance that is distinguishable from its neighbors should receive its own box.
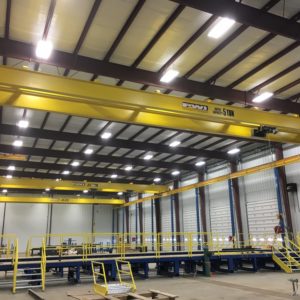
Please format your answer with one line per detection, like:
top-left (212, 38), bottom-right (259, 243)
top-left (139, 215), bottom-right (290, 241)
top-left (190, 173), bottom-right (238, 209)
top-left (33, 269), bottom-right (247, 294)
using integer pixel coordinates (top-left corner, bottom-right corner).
top-left (68, 289), bottom-right (178, 300)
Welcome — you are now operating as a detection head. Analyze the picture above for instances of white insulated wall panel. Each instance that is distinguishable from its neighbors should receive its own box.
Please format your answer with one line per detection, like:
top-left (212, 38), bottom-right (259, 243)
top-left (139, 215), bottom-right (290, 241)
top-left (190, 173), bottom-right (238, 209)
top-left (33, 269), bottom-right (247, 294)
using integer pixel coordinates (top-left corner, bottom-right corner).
top-left (51, 204), bottom-right (92, 245)
top-left (129, 196), bottom-right (137, 234)
top-left (143, 194), bottom-right (154, 233)
top-left (283, 146), bottom-right (300, 233)
top-left (180, 177), bottom-right (198, 232)
top-left (161, 196), bottom-right (173, 233)
top-left (242, 153), bottom-right (278, 236)
top-left (0, 203), bottom-right (5, 235)
top-left (207, 166), bottom-right (232, 236)
top-left (94, 205), bottom-right (113, 233)
top-left (94, 205), bottom-right (113, 244)
top-left (4, 203), bottom-right (48, 251)
top-left (118, 208), bottom-right (124, 233)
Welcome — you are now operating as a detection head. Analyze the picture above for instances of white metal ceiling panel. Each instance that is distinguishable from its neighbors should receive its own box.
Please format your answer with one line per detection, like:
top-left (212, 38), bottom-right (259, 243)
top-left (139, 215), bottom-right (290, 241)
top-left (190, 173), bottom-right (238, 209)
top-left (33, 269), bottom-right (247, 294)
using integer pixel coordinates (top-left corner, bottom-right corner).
top-left (116, 125), bottom-right (144, 139)
top-left (63, 116), bottom-right (88, 133)
top-left (10, 0), bottom-right (50, 44)
top-left (217, 36), bottom-right (296, 89)
top-left (51, 140), bottom-right (69, 151)
top-left (79, 0), bottom-right (137, 59)
top-left (35, 139), bottom-right (53, 149)
top-left (43, 113), bottom-right (69, 131)
top-left (47, 0), bottom-right (94, 52)
top-left (0, 0), bottom-right (6, 37)
top-left (138, 7), bottom-right (212, 72)
top-left (81, 120), bottom-right (108, 136)
top-left (110, 0), bottom-right (177, 66)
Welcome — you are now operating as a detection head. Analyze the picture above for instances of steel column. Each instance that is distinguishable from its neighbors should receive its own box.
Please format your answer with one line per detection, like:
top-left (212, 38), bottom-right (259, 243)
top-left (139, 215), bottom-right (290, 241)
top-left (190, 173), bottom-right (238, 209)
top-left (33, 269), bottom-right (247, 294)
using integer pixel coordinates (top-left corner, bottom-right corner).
top-left (198, 173), bottom-right (207, 242)
top-left (274, 145), bottom-right (293, 234)
top-left (173, 181), bottom-right (181, 250)
top-left (138, 193), bottom-right (143, 245)
top-left (228, 179), bottom-right (236, 237)
top-left (230, 161), bottom-right (244, 243)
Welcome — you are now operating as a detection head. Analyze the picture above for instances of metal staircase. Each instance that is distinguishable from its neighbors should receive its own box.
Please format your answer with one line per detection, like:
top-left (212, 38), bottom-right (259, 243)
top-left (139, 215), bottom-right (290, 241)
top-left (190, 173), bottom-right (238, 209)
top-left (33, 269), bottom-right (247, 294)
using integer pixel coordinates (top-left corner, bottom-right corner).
top-left (272, 237), bottom-right (300, 273)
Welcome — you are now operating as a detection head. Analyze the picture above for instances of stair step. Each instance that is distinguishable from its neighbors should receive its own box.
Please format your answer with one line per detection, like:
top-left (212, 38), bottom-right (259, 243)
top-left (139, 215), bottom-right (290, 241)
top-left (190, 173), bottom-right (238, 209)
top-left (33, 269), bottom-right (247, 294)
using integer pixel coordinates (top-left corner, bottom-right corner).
top-left (16, 279), bottom-right (41, 283)
top-left (16, 285), bottom-right (42, 290)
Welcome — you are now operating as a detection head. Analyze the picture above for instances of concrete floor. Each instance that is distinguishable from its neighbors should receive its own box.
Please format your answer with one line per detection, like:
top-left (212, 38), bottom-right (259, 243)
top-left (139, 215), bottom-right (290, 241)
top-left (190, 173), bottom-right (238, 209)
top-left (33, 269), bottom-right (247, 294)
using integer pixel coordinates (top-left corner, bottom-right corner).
top-left (0, 271), bottom-right (300, 299)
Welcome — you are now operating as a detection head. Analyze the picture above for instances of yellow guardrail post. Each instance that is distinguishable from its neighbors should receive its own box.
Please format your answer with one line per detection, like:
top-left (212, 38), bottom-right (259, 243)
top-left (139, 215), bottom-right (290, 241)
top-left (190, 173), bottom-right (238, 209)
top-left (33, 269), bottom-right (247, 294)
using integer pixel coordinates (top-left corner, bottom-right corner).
top-left (12, 239), bottom-right (18, 294)
top-left (41, 238), bottom-right (46, 291)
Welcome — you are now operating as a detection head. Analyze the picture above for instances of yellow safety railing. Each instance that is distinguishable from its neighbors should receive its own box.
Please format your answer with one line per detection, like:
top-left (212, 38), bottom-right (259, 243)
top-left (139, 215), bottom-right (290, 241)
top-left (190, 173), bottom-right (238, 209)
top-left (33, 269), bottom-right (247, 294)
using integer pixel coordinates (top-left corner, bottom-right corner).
top-left (91, 261), bottom-right (109, 296)
top-left (0, 234), bottom-right (17, 258)
top-left (12, 239), bottom-right (18, 294)
top-left (24, 231), bottom-right (294, 261)
top-left (41, 239), bottom-right (46, 291)
top-left (115, 259), bottom-right (136, 292)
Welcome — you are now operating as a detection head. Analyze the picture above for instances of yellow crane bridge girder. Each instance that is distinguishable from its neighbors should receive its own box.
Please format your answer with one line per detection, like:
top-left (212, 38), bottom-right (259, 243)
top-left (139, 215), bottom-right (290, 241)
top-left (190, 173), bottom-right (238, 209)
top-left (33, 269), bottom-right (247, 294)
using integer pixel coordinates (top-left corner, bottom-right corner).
top-left (0, 196), bottom-right (124, 205)
top-left (0, 67), bottom-right (299, 143)
top-left (0, 177), bottom-right (167, 194)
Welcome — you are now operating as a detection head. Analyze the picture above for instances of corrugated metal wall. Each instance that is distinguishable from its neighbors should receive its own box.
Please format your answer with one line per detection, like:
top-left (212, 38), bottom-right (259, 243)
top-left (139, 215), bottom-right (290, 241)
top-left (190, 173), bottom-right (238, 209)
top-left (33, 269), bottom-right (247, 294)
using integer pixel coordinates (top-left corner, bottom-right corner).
top-left (4, 203), bottom-right (48, 251)
top-left (284, 146), bottom-right (300, 233)
top-left (161, 196), bottom-right (173, 233)
top-left (129, 195), bottom-right (138, 234)
top-left (207, 165), bottom-right (232, 237)
top-left (241, 151), bottom-right (278, 236)
top-left (180, 177), bottom-right (199, 232)
top-left (143, 195), bottom-right (155, 233)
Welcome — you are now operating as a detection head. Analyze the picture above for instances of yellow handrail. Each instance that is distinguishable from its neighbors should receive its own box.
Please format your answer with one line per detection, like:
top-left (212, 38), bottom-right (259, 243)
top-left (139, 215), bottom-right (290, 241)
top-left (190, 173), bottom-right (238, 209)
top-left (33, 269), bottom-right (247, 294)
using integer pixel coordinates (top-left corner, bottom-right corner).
top-left (115, 259), bottom-right (136, 292)
top-left (92, 261), bottom-right (109, 296)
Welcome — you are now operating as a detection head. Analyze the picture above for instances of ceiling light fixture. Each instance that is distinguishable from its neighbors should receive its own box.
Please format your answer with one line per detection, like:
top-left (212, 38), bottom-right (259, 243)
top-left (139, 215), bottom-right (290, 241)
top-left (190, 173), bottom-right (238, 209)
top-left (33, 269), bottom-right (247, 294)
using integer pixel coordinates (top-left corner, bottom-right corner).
top-left (84, 149), bottom-right (93, 155)
top-left (208, 17), bottom-right (235, 39)
top-left (117, 192), bottom-right (123, 196)
top-left (83, 189), bottom-right (88, 194)
top-left (111, 174), bottom-right (118, 179)
top-left (160, 69), bottom-right (179, 83)
top-left (227, 148), bottom-right (240, 155)
top-left (144, 154), bottom-right (153, 160)
top-left (101, 132), bottom-right (112, 139)
top-left (7, 166), bottom-right (15, 171)
top-left (71, 161), bottom-right (80, 167)
top-left (13, 140), bottom-right (23, 147)
top-left (171, 170), bottom-right (180, 176)
top-left (125, 166), bottom-right (133, 171)
top-left (2, 189), bottom-right (7, 193)
top-left (36, 40), bottom-right (53, 59)
top-left (153, 177), bottom-right (161, 182)
top-left (17, 120), bottom-right (29, 128)
top-left (62, 170), bottom-right (70, 175)
top-left (195, 161), bottom-right (205, 167)
top-left (252, 92), bottom-right (274, 103)
top-left (169, 140), bottom-right (181, 147)
top-left (45, 188), bottom-right (50, 192)
top-left (6, 175), bottom-right (12, 179)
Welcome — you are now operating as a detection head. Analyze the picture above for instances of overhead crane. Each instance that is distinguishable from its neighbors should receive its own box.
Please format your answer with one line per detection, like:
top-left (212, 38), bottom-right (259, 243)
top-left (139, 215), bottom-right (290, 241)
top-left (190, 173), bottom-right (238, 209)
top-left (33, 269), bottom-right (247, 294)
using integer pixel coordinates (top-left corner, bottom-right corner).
top-left (0, 177), bottom-right (167, 204)
top-left (0, 66), bottom-right (299, 144)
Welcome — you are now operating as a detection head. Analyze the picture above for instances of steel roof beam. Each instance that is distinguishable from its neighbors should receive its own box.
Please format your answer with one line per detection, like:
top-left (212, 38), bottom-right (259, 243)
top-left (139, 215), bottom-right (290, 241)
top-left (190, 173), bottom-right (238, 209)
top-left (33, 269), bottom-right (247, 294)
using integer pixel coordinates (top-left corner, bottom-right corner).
top-left (171, 0), bottom-right (300, 41)
top-left (207, 11), bottom-right (300, 85)
top-left (3, 0), bottom-right (11, 65)
top-left (0, 159), bottom-right (174, 181)
top-left (1, 38), bottom-right (300, 114)
top-left (249, 61), bottom-right (300, 93)
top-left (0, 169), bottom-right (151, 185)
top-left (0, 124), bottom-right (226, 160)
top-left (0, 144), bottom-right (197, 172)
